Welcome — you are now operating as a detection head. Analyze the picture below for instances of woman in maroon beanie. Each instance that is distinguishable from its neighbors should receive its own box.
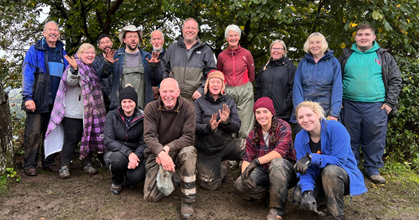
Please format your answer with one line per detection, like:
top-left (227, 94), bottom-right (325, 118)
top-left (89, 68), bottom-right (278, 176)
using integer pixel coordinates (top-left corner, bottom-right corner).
top-left (234, 97), bottom-right (297, 220)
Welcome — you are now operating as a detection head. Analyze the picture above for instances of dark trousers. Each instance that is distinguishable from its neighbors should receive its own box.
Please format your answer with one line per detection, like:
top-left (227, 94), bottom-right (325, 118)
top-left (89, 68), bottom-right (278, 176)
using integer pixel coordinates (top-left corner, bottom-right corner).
top-left (143, 146), bottom-right (197, 203)
top-left (61, 117), bottom-right (92, 167)
top-left (24, 112), bottom-right (56, 169)
top-left (197, 139), bottom-right (245, 190)
top-left (341, 99), bottom-right (388, 175)
top-left (294, 165), bottom-right (349, 220)
top-left (234, 158), bottom-right (297, 216)
top-left (104, 151), bottom-right (146, 185)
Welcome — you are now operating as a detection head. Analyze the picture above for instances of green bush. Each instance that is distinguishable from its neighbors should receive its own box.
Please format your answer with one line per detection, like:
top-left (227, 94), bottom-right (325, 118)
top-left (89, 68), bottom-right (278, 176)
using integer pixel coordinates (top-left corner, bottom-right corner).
top-left (386, 55), bottom-right (419, 172)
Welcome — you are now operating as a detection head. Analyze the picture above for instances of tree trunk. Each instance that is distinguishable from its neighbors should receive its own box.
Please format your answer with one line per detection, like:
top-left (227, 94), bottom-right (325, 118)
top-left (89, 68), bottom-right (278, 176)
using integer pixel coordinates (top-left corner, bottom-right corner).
top-left (0, 80), bottom-right (14, 175)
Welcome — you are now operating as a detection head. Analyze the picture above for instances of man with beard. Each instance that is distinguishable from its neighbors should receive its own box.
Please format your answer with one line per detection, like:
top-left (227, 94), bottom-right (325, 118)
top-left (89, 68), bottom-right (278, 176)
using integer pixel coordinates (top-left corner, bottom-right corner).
top-left (99, 25), bottom-right (162, 110)
top-left (161, 18), bottom-right (216, 103)
top-left (150, 30), bottom-right (165, 100)
top-left (22, 20), bottom-right (69, 176)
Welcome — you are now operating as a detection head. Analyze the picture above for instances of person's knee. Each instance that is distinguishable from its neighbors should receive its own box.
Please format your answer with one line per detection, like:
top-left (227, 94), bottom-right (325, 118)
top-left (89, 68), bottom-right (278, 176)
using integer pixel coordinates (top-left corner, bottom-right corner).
top-left (108, 152), bottom-right (128, 170)
top-left (179, 146), bottom-right (197, 160)
top-left (144, 192), bottom-right (160, 203)
top-left (322, 165), bottom-right (341, 180)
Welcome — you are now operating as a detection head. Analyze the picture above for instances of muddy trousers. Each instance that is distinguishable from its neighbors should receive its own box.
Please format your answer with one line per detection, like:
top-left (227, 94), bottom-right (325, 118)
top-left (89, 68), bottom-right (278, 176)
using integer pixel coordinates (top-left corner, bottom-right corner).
top-left (104, 151), bottom-right (146, 185)
top-left (197, 139), bottom-right (245, 190)
top-left (225, 82), bottom-right (255, 138)
top-left (341, 99), bottom-right (388, 176)
top-left (24, 112), bottom-right (57, 170)
top-left (143, 146), bottom-right (197, 203)
top-left (60, 118), bottom-right (92, 167)
top-left (294, 165), bottom-right (349, 220)
top-left (234, 158), bottom-right (297, 216)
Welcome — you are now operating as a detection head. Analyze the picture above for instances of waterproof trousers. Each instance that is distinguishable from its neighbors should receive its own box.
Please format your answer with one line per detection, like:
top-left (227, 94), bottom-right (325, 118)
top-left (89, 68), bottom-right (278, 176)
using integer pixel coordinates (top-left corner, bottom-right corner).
top-left (341, 99), bottom-right (388, 175)
top-left (225, 82), bottom-right (255, 138)
top-left (294, 165), bottom-right (349, 220)
top-left (144, 146), bottom-right (197, 203)
top-left (234, 158), bottom-right (297, 216)
top-left (197, 139), bottom-right (245, 190)
top-left (104, 151), bottom-right (146, 185)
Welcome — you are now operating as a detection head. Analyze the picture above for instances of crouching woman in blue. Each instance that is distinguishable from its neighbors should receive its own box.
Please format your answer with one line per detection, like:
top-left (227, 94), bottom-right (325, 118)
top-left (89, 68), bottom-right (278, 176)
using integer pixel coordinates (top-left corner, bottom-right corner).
top-left (293, 101), bottom-right (367, 219)
top-left (104, 86), bottom-right (146, 194)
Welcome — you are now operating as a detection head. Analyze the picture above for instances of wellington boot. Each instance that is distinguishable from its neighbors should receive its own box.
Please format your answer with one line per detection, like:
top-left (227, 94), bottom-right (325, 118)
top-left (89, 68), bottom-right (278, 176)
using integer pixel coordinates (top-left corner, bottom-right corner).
top-left (181, 202), bottom-right (195, 220)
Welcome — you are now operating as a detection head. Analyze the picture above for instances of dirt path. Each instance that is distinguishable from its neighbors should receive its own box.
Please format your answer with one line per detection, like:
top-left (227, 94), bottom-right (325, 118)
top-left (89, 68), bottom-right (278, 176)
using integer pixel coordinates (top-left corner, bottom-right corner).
top-left (1, 164), bottom-right (418, 220)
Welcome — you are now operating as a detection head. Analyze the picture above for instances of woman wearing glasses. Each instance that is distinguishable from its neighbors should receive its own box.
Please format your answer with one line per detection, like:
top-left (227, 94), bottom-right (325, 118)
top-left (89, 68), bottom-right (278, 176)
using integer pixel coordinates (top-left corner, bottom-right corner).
top-left (255, 40), bottom-right (297, 123)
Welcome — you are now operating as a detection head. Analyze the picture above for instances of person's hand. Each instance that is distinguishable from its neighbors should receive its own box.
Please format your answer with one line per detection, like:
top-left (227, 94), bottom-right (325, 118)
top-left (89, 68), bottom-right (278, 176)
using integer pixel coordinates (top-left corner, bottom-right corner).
top-left (241, 158), bottom-right (261, 180)
top-left (242, 176), bottom-right (257, 191)
top-left (219, 103), bottom-right (230, 123)
top-left (104, 49), bottom-right (119, 64)
top-left (209, 113), bottom-right (221, 131)
top-left (294, 153), bottom-right (311, 174)
top-left (128, 152), bottom-right (140, 169)
top-left (64, 55), bottom-right (78, 70)
top-left (25, 100), bottom-right (36, 112)
top-left (301, 191), bottom-right (318, 213)
top-left (328, 116), bottom-right (338, 121)
top-left (381, 103), bottom-right (392, 114)
top-left (192, 91), bottom-right (202, 100)
top-left (146, 51), bottom-right (161, 63)
top-left (152, 86), bottom-right (160, 100)
top-left (157, 149), bottom-right (175, 172)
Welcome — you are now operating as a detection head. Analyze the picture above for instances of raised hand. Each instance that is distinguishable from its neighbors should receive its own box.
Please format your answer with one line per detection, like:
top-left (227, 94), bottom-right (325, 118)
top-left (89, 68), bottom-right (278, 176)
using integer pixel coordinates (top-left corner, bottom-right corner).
top-left (146, 51), bottom-right (161, 63)
top-left (219, 103), bottom-right (230, 123)
top-left (209, 113), bottom-right (221, 131)
top-left (104, 49), bottom-right (119, 63)
top-left (64, 55), bottom-right (78, 70)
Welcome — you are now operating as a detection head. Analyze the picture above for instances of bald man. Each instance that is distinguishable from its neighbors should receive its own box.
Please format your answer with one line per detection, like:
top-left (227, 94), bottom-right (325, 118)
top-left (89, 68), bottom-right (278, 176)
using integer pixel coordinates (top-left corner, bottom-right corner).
top-left (143, 78), bottom-right (197, 219)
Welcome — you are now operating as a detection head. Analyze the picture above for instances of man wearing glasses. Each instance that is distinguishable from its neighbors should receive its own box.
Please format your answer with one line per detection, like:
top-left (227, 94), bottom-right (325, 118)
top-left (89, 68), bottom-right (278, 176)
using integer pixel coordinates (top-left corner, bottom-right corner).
top-left (161, 18), bottom-right (216, 103)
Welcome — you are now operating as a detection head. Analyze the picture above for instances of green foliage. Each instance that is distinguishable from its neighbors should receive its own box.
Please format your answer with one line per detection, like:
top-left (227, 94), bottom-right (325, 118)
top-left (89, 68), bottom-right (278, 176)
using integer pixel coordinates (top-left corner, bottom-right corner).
top-left (386, 56), bottom-right (419, 171)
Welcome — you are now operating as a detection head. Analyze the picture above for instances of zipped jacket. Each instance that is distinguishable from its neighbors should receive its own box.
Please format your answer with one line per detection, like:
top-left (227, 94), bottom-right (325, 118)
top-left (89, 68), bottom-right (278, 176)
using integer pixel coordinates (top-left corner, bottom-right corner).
top-left (217, 45), bottom-right (255, 87)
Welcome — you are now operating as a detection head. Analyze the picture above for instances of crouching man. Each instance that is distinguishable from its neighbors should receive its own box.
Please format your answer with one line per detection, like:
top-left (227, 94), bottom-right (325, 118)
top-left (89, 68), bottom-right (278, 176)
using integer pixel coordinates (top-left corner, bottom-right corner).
top-left (143, 78), bottom-right (197, 220)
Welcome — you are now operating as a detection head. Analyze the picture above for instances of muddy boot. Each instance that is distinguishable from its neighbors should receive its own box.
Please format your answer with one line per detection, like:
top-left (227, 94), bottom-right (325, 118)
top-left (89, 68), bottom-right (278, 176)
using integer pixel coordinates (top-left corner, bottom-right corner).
top-left (59, 166), bottom-right (70, 179)
top-left (266, 208), bottom-right (282, 220)
top-left (181, 202), bottom-right (195, 220)
top-left (368, 174), bottom-right (386, 184)
top-left (83, 163), bottom-right (98, 175)
top-left (111, 183), bottom-right (122, 195)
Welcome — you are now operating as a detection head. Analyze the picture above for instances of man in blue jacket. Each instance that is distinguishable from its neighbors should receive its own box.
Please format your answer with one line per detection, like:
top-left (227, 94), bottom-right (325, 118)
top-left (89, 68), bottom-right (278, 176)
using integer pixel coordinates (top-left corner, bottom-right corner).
top-left (22, 21), bottom-right (69, 176)
top-left (99, 25), bottom-right (162, 110)
top-left (338, 24), bottom-right (402, 184)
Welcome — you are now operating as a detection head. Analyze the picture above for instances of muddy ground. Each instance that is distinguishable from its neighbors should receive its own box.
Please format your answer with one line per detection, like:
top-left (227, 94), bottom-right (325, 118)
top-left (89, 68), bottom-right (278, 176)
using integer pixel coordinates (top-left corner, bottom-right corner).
top-left (1, 157), bottom-right (418, 220)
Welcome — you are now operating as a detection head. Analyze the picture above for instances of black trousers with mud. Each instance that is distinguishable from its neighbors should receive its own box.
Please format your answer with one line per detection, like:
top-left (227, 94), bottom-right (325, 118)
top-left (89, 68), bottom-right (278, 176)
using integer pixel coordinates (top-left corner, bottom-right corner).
top-left (24, 111), bottom-right (57, 170)
top-left (143, 146), bottom-right (197, 203)
top-left (234, 158), bottom-right (297, 216)
top-left (197, 139), bottom-right (245, 191)
top-left (61, 118), bottom-right (92, 167)
top-left (294, 165), bottom-right (349, 220)
top-left (104, 151), bottom-right (146, 185)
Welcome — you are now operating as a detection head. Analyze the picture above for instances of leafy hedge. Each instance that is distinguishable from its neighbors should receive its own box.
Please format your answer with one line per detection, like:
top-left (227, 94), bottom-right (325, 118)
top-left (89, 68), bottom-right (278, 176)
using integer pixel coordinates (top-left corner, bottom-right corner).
top-left (386, 56), bottom-right (419, 171)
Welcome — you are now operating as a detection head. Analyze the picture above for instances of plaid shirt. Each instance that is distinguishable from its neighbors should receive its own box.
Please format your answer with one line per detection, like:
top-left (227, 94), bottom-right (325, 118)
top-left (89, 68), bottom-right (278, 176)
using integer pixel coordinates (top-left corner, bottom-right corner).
top-left (243, 119), bottom-right (296, 169)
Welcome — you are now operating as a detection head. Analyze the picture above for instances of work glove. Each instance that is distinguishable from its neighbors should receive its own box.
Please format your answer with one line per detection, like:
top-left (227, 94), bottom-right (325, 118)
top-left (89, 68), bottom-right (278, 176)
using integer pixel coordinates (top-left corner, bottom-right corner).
top-left (294, 152), bottom-right (311, 174)
top-left (301, 190), bottom-right (318, 213)
top-left (240, 158), bottom-right (261, 191)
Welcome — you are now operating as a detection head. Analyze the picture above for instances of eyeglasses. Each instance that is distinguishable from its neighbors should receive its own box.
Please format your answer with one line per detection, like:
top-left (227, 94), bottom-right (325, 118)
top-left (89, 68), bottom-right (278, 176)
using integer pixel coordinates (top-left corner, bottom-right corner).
top-left (126, 35), bottom-right (139, 39)
top-left (272, 47), bottom-right (285, 51)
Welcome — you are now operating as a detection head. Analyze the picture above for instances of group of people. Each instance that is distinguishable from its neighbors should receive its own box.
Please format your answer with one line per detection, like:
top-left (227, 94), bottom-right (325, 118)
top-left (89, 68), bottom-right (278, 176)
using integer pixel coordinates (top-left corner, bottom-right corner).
top-left (20, 17), bottom-right (401, 220)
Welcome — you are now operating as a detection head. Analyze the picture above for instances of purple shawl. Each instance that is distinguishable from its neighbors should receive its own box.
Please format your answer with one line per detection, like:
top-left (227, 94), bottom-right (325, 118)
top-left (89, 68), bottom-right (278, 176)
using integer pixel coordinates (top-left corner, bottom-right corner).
top-left (45, 58), bottom-right (107, 160)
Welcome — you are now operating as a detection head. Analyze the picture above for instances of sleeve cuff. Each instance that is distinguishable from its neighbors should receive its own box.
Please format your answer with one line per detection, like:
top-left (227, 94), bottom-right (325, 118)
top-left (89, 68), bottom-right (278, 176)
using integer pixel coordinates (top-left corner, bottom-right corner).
top-left (310, 153), bottom-right (321, 166)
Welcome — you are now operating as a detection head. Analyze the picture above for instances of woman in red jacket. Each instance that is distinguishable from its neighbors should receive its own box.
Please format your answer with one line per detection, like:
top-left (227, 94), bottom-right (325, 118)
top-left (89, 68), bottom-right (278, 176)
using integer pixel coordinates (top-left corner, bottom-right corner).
top-left (217, 24), bottom-right (255, 138)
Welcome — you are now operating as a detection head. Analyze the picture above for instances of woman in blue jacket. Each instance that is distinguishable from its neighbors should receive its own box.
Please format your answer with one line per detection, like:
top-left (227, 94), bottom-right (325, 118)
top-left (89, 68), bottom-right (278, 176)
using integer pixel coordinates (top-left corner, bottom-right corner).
top-left (293, 101), bottom-right (367, 220)
top-left (292, 32), bottom-right (342, 134)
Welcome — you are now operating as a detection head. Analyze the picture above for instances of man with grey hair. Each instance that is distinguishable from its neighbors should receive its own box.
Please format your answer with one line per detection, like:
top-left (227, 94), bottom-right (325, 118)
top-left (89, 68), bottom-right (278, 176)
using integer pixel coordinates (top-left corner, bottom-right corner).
top-left (161, 18), bottom-right (216, 103)
top-left (150, 30), bottom-right (165, 99)
top-left (21, 20), bottom-right (69, 176)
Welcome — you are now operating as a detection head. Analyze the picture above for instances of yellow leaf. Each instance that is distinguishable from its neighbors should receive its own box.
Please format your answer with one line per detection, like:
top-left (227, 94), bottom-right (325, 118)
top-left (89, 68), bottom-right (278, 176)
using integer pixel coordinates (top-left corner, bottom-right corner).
top-left (343, 18), bottom-right (346, 23)
top-left (396, 4), bottom-right (401, 7)
top-left (379, 28), bottom-right (383, 33)
top-left (240, 26), bottom-right (245, 30)
top-left (409, 77), bottom-right (412, 79)
top-left (352, 31), bottom-right (356, 37)
top-left (351, 23), bottom-right (358, 28)
top-left (341, 42), bottom-right (346, 48)
top-left (407, 19), bottom-right (410, 23)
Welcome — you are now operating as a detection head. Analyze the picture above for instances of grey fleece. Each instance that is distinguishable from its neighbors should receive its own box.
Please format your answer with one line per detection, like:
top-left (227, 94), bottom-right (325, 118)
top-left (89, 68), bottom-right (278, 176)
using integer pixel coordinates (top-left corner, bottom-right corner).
top-left (64, 69), bottom-right (84, 119)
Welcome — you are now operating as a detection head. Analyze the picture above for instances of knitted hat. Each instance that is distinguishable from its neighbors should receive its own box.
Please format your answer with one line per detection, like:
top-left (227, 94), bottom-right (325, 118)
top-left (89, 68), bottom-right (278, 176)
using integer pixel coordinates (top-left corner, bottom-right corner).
top-left (253, 97), bottom-right (276, 116)
top-left (119, 84), bottom-right (138, 106)
top-left (204, 70), bottom-right (225, 95)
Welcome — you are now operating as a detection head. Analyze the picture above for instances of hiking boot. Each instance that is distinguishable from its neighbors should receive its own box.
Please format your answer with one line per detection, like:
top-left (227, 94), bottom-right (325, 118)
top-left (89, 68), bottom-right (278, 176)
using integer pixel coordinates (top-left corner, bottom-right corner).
top-left (111, 183), bottom-right (122, 195)
top-left (43, 165), bottom-right (60, 174)
top-left (24, 168), bottom-right (37, 176)
top-left (368, 174), bottom-right (386, 184)
top-left (83, 163), bottom-right (98, 175)
top-left (59, 166), bottom-right (70, 179)
top-left (266, 208), bottom-right (282, 220)
top-left (181, 202), bottom-right (195, 220)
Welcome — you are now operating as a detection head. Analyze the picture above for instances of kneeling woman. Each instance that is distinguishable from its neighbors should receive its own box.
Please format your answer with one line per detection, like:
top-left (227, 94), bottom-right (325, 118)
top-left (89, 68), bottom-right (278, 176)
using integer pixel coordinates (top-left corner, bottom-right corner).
top-left (293, 101), bottom-right (367, 219)
top-left (104, 86), bottom-right (147, 194)
top-left (234, 97), bottom-right (297, 220)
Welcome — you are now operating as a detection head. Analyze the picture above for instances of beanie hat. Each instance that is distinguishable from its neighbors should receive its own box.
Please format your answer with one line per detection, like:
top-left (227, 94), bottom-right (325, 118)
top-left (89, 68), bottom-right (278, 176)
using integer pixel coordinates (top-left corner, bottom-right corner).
top-left (204, 70), bottom-right (226, 95)
top-left (253, 97), bottom-right (276, 116)
top-left (119, 84), bottom-right (138, 106)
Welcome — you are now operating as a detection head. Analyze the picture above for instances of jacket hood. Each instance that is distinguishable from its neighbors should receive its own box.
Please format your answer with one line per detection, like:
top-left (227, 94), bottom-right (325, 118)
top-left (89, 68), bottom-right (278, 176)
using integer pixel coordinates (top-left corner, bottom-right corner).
top-left (305, 50), bottom-right (335, 63)
top-left (351, 41), bottom-right (380, 54)
top-left (35, 38), bottom-right (65, 51)
top-left (269, 56), bottom-right (291, 66)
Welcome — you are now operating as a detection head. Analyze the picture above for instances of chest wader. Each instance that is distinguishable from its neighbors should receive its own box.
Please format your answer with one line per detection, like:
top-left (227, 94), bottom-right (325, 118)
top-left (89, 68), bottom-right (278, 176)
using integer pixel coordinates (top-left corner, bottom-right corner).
top-left (121, 55), bottom-right (146, 109)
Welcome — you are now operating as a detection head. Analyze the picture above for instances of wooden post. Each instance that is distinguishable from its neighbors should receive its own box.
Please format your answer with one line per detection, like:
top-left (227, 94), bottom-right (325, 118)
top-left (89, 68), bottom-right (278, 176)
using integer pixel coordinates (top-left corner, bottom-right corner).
top-left (0, 80), bottom-right (14, 175)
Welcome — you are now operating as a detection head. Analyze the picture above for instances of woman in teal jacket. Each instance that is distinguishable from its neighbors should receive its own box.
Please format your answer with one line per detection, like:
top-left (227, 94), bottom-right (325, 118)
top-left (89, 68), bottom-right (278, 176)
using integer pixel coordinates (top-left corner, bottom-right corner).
top-left (293, 101), bottom-right (367, 220)
top-left (291, 32), bottom-right (342, 133)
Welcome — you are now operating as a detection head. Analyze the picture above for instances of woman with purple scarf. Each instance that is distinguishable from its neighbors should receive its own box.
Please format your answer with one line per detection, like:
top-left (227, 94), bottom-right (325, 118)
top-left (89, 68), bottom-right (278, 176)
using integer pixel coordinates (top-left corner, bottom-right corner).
top-left (44, 43), bottom-right (107, 179)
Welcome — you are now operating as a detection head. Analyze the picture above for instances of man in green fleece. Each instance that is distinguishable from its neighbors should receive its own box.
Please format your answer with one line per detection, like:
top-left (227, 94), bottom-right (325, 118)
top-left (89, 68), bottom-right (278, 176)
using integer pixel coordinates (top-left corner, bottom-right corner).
top-left (338, 24), bottom-right (401, 184)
